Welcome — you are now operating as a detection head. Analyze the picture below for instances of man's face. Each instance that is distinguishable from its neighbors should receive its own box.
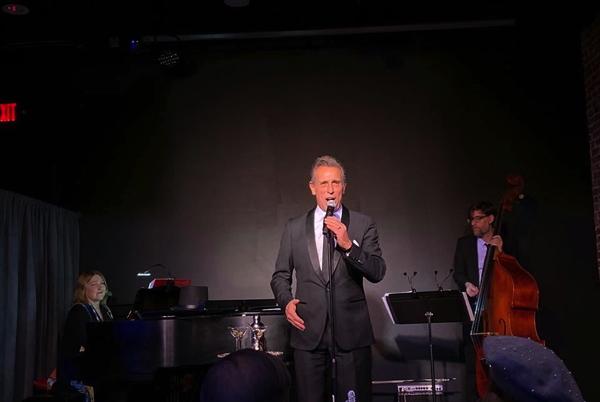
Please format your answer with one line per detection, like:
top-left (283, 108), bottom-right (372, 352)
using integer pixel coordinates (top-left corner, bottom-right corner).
top-left (309, 166), bottom-right (346, 211)
top-left (470, 209), bottom-right (495, 238)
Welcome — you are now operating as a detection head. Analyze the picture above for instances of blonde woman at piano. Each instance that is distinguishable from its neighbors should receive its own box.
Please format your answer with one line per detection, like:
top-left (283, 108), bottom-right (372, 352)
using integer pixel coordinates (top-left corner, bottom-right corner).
top-left (53, 270), bottom-right (114, 402)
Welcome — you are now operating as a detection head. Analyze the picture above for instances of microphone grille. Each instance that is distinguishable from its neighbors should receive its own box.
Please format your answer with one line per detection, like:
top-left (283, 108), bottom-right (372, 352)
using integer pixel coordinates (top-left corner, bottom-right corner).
top-left (327, 200), bottom-right (336, 208)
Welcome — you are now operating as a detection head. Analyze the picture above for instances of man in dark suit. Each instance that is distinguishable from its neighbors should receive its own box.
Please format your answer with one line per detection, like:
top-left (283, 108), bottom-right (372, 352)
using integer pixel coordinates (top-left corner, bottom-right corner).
top-left (270, 155), bottom-right (386, 402)
top-left (452, 200), bottom-right (504, 402)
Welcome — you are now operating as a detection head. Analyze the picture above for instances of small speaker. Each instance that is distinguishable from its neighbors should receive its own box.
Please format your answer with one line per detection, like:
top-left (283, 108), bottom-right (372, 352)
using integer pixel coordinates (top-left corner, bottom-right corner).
top-left (177, 286), bottom-right (209, 309)
top-left (397, 381), bottom-right (446, 402)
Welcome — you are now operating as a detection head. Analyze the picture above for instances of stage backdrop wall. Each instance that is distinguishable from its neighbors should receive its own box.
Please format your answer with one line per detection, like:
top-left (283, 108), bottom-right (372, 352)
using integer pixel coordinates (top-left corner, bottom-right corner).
top-left (2, 23), bottom-right (599, 401)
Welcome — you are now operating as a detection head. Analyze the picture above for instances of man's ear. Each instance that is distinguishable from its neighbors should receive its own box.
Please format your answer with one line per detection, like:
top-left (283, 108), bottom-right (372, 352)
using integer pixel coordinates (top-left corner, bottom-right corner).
top-left (309, 182), bottom-right (316, 195)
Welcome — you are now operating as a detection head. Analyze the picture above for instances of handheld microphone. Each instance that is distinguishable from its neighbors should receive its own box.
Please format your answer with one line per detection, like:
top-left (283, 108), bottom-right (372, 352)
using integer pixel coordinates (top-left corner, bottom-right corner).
top-left (404, 271), bottom-right (417, 293)
top-left (322, 200), bottom-right (336, 235)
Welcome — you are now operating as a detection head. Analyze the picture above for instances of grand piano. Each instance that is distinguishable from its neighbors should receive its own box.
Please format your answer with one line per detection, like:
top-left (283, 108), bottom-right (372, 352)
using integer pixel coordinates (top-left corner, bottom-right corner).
top-left (83, 295), bottom-right (292, 402)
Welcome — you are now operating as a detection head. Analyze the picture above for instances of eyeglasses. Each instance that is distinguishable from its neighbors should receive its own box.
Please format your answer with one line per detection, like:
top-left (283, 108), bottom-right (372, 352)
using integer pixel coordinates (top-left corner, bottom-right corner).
top-left (467, 215), bottom-right (488, 224)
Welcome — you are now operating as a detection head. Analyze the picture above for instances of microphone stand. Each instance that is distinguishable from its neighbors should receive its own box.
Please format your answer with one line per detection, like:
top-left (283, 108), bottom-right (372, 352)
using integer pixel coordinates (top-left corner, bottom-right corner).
top-left (425, 309), bottom-right (437, 402)
top-left (324, 230), bottom-right (337, 402)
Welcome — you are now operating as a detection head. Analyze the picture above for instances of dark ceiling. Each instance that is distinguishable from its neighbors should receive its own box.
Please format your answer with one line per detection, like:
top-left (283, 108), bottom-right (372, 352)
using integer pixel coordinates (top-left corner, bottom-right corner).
top-left (0, 1), bottom-right (597, 212)
top-left (1, 1), bottom-right (524, 49)
top-left (2, 1), bottom-right (598, 52)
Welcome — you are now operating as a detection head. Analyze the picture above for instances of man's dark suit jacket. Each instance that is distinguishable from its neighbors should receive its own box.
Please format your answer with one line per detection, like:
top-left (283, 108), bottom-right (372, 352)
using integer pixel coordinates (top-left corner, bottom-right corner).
top-left (452, 234), bottom-right (481, 402)
top-left (270, 204), bottom-right (386, 351)
top-left (453, 234), bottom-right (481, 293)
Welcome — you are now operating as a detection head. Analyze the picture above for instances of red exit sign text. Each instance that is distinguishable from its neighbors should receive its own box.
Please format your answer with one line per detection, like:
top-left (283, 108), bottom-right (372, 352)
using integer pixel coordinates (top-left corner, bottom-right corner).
top-left (1, 103), bottom-right (17, 122)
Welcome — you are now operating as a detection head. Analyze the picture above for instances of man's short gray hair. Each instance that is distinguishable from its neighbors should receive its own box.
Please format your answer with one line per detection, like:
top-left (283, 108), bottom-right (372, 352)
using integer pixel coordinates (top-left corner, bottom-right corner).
top-left (310, 155), bottom-right (346, 184)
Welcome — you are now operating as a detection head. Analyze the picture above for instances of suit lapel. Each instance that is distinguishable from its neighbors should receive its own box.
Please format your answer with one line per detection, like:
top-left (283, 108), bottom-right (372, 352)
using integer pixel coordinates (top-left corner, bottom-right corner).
top-left (305, 209), bottom-right (326, 283)
top-left (329, 205), bottom-right (351, 276)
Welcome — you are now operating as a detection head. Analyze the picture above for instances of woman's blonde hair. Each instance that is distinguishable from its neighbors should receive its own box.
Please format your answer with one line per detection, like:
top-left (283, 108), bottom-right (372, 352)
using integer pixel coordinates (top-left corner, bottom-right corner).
top-left (72, 270), bottom-right (110, 305)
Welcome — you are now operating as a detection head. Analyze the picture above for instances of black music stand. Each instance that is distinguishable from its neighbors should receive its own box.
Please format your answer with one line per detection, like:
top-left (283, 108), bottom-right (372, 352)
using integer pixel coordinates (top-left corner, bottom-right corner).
top-left (382, 290), bottom-right (473, 402)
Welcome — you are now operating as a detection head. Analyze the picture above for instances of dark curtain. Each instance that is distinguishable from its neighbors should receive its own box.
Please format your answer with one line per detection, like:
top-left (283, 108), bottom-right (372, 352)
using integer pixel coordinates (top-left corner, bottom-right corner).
top-left (0, 190), bottom-right (80, 402)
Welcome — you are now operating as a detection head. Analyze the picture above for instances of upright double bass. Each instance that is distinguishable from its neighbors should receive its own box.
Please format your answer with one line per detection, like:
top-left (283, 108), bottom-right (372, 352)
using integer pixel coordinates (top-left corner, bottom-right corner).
top-left (470, 174), bottom-right (544, 397)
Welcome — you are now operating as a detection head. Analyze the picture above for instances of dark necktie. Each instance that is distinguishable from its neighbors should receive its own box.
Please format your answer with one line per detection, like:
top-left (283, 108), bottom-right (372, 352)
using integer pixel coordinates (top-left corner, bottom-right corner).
top-left (479, 243), bottom-right (490, 282)
top-left (322, 232), bottom-right (331, 281)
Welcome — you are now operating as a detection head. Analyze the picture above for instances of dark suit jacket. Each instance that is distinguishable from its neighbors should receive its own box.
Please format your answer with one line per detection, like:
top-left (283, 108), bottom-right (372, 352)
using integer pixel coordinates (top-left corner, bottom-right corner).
top-left (270, 205), bottom-right (386, 351)
top-left (452, 234), bottom-right (481, 292)
top-left (57, 303), bottom-right (113, 384)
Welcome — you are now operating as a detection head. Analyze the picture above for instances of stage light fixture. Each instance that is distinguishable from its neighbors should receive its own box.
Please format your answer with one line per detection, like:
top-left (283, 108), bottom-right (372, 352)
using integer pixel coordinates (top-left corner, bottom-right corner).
top-left (129, 38), bottom-right (147, 54)
top-left (157, 50), bottom-right (180, 68)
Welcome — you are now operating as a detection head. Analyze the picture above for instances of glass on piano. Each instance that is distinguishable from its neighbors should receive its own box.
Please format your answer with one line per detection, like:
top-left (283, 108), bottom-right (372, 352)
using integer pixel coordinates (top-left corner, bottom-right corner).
top-left (228, 326), bottom-right (248, 351)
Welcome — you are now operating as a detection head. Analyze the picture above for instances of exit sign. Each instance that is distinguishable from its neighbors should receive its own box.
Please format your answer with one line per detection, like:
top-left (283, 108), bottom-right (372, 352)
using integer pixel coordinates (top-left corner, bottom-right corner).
top-left (1, 103), bottom-right (17, 122)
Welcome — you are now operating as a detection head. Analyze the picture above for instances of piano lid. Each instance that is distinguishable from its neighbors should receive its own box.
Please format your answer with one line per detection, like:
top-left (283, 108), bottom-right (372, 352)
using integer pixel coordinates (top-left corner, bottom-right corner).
top-left (203, 299), bottom-right (280, 313)
top-left (131, 298), bottom-right (281, 320)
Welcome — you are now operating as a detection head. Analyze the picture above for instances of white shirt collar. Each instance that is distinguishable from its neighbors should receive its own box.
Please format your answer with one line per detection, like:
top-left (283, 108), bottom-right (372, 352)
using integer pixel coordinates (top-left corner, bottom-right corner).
top-left (315, 205), bottom-right (342, 220)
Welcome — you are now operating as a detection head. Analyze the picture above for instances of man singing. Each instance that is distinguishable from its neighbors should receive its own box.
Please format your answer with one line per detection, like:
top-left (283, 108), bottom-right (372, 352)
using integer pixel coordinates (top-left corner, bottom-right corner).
top-left (271, 155), bottom-right (386, 402)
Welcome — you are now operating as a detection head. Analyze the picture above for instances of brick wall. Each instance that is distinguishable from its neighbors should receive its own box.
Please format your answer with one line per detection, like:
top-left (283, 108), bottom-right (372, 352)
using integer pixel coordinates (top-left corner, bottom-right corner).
top-left (583, 13), bottom-right (600, 275)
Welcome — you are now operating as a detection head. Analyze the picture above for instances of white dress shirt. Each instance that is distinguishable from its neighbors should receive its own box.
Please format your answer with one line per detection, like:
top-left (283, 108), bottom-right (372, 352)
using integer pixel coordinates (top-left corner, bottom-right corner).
top-left (314, 206), bottom-right (342, 269)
